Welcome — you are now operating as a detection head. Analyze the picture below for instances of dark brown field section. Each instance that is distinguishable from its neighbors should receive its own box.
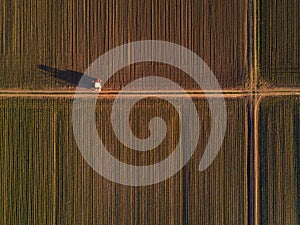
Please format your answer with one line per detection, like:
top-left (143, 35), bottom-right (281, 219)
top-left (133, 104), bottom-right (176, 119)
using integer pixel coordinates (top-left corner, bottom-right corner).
top-left (258, 96), bottom-right (300, 225)
top-left (0, 0), bottom-right (249, 90)
top-left (0, 97), bottom-right (248, 225)
top-left (259, 0), bottom-right (300, 87)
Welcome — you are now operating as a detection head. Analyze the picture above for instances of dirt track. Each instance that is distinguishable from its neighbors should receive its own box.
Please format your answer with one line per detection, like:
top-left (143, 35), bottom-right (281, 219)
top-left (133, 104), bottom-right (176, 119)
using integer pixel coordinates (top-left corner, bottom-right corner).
top-left (0, 88), bottom-right (299, 98)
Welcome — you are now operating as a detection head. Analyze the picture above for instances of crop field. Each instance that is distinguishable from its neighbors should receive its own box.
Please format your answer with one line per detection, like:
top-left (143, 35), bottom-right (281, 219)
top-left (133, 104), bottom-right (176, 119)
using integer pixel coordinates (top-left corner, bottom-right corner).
top-left (0, 97), bottom-right (248, 225)
top-left (259, 0), bottom-right (300, 87)
top-left (258, 96), bottom-right (300, 225)
top-left (0, 0), bottom-right (300, 224)
top-left (0, 0), bottom-right (249, 90)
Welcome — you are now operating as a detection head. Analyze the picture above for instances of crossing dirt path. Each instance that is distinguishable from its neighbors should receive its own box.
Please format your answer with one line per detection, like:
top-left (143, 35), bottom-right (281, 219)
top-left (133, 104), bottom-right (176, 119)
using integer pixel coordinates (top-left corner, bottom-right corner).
top-left (0, 88), bottom-right (299, 98)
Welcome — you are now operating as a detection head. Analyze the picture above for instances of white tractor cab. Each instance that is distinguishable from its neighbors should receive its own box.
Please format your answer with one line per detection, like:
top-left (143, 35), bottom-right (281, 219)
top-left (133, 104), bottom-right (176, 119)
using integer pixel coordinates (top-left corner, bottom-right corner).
top-left (94, 79), bottom-right (102, 92)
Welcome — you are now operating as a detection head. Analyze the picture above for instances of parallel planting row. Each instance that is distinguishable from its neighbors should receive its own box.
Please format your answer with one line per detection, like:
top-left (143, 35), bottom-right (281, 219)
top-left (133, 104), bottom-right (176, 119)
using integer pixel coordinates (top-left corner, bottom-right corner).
top-left (0, 97), bottom-right (248, 225)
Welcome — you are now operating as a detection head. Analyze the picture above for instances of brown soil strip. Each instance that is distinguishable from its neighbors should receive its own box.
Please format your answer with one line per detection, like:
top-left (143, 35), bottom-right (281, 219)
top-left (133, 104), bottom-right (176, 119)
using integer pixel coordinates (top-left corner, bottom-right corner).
top-left (0, 89), bottom-right (298, 98)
